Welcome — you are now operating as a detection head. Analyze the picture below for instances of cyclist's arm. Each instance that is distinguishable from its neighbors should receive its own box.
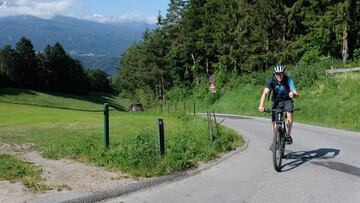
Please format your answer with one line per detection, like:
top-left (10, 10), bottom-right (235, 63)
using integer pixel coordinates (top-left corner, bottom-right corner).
top-left (290, 90), bottom-right (299, 99)
top-left (288, 77), bottom-right (299, 98)
top-left (259, 88), bottom-right (270, 112)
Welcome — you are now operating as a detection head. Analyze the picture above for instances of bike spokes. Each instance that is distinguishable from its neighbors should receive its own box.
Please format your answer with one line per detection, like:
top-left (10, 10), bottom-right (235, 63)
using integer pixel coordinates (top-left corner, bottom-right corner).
top-left (272, 129), bottom-right (283, 172)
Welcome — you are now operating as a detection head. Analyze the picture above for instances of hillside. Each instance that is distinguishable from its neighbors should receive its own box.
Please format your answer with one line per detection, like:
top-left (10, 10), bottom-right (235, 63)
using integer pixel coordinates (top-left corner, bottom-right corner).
top-left (195, 65), bottom-right (360, 131)
top-left (0, 15), bottom-right (155, 75)
top-left (0, 88), bottom-right (130, 111)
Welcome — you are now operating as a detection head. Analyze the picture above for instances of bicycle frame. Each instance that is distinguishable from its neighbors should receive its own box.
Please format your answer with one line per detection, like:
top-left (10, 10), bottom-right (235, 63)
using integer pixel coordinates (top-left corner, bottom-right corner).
top-left (263, 108), bottom-right (299, 172)
top-left (274, 110), bottom-right (287, 136)
top-left (265, 109), bottom-right (289, 172)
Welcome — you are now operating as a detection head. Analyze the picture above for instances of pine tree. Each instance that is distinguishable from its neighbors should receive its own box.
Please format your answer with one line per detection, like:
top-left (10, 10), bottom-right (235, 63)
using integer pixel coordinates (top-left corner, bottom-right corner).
top-left (37, 44), bottom-right (55, 90)
top-left (87, 69), bottom-right (112, 92)
top-left (0, 45), bottom-right (16, 87)
top-left (14, 37), bottom-right (38, 88)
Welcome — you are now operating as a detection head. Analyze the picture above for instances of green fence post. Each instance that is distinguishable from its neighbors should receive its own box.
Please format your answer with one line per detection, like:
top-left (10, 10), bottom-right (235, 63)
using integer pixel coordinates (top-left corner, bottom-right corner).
top-left (158, 119), bottom-right (165, 156)
top-left (193, 102), bottom-right (196, 116)
top-left (104, 103), bottom-right (109, 150)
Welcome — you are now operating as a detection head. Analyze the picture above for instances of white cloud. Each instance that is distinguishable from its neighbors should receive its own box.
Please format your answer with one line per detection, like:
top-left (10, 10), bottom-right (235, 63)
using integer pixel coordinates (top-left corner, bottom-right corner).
top-left (0, 0), bottom-right (80, 18)
top-left (0, 0), bottom-right (157, 24)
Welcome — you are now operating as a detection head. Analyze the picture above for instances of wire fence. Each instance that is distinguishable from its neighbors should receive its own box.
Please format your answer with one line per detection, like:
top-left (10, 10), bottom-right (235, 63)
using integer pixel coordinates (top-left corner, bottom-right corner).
top-left (147, 101), bottom-right (197, 115)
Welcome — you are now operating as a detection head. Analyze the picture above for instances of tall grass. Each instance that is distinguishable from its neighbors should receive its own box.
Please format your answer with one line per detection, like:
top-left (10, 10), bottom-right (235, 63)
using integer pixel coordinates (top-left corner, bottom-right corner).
top-left (187, 59), bottom-right (360, 131)
top-left (295, 73), bottom-right (360, 130)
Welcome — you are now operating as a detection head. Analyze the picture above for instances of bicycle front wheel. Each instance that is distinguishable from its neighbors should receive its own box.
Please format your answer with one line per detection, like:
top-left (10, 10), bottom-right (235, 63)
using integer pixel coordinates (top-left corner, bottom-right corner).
top-left (272, 128), bottom-right (283, 172)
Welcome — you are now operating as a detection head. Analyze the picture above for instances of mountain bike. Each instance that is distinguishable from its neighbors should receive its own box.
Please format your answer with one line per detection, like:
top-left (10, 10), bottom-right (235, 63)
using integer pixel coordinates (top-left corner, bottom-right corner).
top-left (264, 108), bottom-right (299, 172)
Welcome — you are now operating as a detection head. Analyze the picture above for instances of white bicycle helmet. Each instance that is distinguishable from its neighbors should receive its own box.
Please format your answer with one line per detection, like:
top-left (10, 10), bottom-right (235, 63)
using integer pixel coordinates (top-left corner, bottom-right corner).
top-left (273, 64), bottom-right (285, 73)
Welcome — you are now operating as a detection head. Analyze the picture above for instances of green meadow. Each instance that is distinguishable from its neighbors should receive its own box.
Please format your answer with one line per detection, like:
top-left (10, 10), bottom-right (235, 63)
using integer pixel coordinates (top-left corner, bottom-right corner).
top-left (196, 65), bottom-right (360, 131)
top-left (0, 90), bottom-right (242, 178)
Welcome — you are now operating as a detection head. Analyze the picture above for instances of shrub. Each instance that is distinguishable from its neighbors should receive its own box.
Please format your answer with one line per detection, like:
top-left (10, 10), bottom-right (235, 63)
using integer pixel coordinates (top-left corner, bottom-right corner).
top-left (299, 47), bottom-right (324, 65)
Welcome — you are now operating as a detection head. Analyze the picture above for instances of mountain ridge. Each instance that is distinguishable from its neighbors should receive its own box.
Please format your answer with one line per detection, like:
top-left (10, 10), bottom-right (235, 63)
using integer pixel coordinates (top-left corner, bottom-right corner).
top-left (0, 15), bottom-right (156, 75)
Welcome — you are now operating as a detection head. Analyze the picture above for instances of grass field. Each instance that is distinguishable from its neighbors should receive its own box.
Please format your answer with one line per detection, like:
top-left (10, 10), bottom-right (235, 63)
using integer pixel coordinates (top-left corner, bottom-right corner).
top-left (0, 88), bottom-right (131, 111)
top-left (195, 72), bottom-right (360, 131)
top-left (0, 90), bottom-right (242, 178)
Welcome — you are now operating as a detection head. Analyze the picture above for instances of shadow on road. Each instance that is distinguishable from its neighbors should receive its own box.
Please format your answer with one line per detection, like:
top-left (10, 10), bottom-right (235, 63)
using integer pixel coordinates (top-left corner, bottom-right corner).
top-left (281, 148), bottom-right (340, 172)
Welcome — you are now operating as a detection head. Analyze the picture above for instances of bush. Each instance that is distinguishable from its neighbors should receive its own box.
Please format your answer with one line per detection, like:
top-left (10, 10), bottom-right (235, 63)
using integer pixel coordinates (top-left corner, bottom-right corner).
top-left (85, 115), bottom-right (241, 177)
top-left (299, 47), bottom-right (324, 65)
top-left (289, 58), bottom-right (340, 88)
top-left (165, 84), bottom-right (190, 101)
top-left (212, 127), bottom-right (237, 152)
top-left (353, 48), bottom-right (360, 60)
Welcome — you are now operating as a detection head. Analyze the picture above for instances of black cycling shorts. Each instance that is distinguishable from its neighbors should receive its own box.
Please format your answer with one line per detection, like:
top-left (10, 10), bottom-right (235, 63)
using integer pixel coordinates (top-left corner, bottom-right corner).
top-left (271, 100), bottom-right (294, 122)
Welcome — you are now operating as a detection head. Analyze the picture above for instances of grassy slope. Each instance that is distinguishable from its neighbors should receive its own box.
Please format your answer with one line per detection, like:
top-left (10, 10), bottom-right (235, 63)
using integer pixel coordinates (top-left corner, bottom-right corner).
top-left (296, 73), bottom-right (360, 130)
top-left (0, 88), bottom-right (131, 111)
top-left (0, 91), bottom-right (242, 177)
top-left (198, 72), bottom-right (360, 131)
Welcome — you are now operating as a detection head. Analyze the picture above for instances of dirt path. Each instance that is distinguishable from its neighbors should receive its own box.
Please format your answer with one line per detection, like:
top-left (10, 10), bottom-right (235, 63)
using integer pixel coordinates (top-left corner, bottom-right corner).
top-left (0, 143), bottom-right (138, 203)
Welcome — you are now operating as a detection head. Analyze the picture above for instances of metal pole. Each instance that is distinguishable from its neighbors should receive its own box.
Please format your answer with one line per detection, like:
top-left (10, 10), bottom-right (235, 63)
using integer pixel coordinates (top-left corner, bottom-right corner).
top-left (212, 109), bottom-right (219, 136)
top-left (184, 101), bottom-right (186, 114)
top-left (104, 103), bottom-right (109, 150)
top-left (209, 111), bottom-right (213, 141)
top-left (207, 111), bottom-right (213, 141)
top-left (175, 103), bottom-right (177, 114)
top-left (193, 102), bottom-right (196, 116)
top-left (158, 119), bottom-right (165, 156)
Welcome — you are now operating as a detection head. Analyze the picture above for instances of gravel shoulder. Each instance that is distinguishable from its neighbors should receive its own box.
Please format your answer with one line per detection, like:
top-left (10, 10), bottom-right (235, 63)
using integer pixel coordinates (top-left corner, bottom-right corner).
top-left (0, 143), bottom-right (139, 203)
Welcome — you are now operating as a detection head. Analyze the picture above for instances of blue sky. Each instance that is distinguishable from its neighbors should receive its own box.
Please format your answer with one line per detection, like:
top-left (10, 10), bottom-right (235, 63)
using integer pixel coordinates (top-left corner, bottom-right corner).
top-left (0, 0), bottom-right (170, 24)
top-left (83, 0), bottom-right (169, 18)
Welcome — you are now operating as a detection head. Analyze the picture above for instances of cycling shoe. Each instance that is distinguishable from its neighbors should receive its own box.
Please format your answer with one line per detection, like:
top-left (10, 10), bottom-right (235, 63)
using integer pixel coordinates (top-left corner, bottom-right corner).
top-left (285, 135), bottom-right (293, 145)
top-left (269, 143), bottom-right (275, 151)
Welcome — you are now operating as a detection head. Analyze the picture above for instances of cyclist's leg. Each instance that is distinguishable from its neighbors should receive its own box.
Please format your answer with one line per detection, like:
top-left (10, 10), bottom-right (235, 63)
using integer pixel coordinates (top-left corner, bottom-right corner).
top-left (284, 100), bottom-right (294, 136)
top-left (272, 122), bottom-right (276, 133)
top-left (269, 102), bottom-right (278, 150)
top-left (287, 112), bottom-right (293, 136)
top-left (271, 102), bottom-right (278, 136)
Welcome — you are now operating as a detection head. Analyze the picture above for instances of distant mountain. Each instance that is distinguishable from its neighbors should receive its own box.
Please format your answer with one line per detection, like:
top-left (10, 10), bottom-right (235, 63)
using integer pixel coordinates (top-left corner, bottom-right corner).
top-left (0, 15), bottom-right (156, 75)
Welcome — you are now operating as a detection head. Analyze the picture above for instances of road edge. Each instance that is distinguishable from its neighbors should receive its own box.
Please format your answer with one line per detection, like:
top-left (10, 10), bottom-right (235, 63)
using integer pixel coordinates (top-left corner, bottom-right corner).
top-left (59, 118), bottom-right (249, 203)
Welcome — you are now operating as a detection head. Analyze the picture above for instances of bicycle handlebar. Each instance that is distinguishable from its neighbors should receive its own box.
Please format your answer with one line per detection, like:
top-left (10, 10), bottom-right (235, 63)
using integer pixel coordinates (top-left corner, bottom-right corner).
top-left (263, 108), bottom-right (301, 113)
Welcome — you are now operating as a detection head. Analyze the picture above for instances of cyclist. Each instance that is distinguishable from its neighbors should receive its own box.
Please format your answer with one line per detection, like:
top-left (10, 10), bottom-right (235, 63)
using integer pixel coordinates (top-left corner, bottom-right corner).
top-left (258, 64), bottom-right (299, 144)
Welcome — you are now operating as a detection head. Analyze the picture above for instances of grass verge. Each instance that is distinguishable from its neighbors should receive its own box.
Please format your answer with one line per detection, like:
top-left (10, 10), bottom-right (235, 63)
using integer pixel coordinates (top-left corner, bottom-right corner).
top-left (0, 100), bottom-right (242, 177)
top-left (0, 154), bottom-right (50, 192)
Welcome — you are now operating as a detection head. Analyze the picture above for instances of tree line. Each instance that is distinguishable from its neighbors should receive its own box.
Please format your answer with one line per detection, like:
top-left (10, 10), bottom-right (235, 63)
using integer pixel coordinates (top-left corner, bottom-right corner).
top-left (112, 0), bottom-right (360, 101)
top-left (0, 37), bottom-right (112, 94)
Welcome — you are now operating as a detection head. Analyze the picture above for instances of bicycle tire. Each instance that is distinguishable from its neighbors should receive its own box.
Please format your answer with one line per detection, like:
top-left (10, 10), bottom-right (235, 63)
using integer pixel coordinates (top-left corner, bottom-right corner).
top-left (272, 128), bottom-right (283, 172)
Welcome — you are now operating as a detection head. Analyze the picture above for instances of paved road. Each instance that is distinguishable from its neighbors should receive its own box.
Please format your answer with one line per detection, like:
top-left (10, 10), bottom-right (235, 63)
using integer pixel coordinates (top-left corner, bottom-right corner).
top-left (104, 115), bottom-right (360, 203)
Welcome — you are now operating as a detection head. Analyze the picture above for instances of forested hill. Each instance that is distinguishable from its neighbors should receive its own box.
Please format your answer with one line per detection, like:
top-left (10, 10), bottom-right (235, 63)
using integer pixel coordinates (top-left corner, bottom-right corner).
top-left (112, 0), bottom-right (360, 101)
top-left (0, 15), bottom-right (155, 75)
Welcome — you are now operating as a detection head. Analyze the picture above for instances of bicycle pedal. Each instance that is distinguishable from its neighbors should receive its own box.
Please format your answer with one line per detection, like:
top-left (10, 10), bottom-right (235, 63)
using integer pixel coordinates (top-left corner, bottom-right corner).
top-left (285, 136), bottom-right (293, 144)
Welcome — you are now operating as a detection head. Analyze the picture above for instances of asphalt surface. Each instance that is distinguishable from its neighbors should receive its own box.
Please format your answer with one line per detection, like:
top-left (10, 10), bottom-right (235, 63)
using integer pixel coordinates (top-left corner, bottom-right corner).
top-left (103, 114), bottom-right (360, 203)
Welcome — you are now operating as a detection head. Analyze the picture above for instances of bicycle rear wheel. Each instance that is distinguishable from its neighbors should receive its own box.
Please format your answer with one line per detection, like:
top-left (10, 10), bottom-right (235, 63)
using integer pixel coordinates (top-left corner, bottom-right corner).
top-left (272, 128), bottom-right (283, 172)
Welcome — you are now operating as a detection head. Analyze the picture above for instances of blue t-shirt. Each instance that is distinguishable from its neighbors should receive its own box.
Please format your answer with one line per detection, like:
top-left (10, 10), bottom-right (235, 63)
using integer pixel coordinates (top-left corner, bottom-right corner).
top-left (265, 75), bottom-right (296, 102)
